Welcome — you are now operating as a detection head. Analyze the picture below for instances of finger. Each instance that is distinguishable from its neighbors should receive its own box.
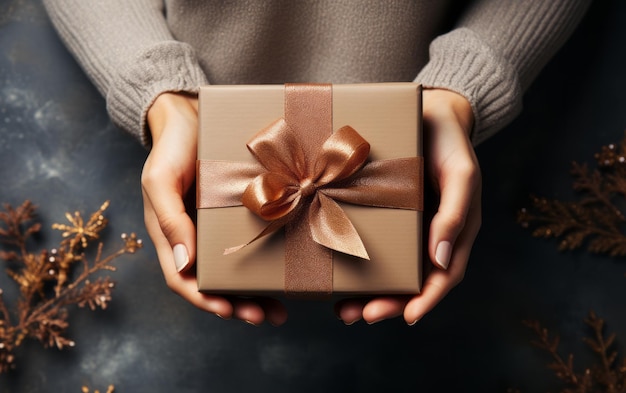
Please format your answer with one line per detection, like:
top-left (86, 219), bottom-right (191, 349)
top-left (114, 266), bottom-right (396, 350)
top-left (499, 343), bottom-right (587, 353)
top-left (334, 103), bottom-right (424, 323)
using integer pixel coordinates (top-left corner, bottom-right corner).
top-left (231, 298), bottom-right (266, 326)
top-left (403, 270), bottom-right (453, 325)
top-left (257, 298), bottom-right (289, 327)
top-left (405, 187), bottom-right (481, 325)
top-left (232, 298), bottom-right (288, 327)
top-left (362, 296), bottom-right (411, 324)
top-left (334, 298), bottom-right (367, 325)
top-left (143, 97), bottom-right (198, 271)
top-left (142, 148), bottom-right (197, 272)
top-left (144, 195), bottom-right (233, 318)
top-left (428, 139), bottom-right (480, 270)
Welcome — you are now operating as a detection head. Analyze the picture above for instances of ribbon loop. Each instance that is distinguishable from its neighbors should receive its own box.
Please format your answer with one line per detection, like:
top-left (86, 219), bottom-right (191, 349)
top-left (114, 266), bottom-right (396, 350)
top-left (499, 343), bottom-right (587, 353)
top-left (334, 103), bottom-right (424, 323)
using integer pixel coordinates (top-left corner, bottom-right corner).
top-left (246, 118), bottom-right (306, 178)
top-left (242, 172), bottom-right (301, 221)
top-left (314, 125), bottom-right (370, 185)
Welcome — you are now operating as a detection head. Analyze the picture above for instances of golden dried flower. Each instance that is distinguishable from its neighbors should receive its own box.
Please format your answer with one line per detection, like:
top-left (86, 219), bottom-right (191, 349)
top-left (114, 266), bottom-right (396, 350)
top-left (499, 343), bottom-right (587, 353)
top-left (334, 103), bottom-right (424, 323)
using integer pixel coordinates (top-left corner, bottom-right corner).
top-left (52, 201), bottom-right (110, 249)
top-left (82, 385), bottom-right (115, 393)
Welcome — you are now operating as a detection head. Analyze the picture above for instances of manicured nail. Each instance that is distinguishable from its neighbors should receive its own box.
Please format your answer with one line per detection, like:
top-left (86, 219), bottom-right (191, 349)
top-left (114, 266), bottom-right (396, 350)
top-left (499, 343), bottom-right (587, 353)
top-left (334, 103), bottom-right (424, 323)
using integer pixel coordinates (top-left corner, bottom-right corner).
top-left (173, 244), bottom-right (189, 272)
top-left (435, 241), bottom-right (452, 270)
top-left (408, 317), bottom-right (422, 326)
top-left (366, 318), bottom-right (383, 325)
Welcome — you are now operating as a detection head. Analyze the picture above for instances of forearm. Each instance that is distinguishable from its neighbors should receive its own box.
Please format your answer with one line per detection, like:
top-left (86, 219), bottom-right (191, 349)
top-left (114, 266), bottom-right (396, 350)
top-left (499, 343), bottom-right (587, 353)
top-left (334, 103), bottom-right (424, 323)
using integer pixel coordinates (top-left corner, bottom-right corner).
top-left (43, 0), bottom-right (207, 145)
top-left (416, 0), bottom-right (591, 145)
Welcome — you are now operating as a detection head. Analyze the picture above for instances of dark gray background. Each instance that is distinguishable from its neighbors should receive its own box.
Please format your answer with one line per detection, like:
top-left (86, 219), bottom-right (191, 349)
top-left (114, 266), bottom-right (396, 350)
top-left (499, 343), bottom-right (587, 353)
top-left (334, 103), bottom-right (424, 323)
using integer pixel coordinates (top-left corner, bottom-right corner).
top-left (1, 1), bottom-right (625, 392)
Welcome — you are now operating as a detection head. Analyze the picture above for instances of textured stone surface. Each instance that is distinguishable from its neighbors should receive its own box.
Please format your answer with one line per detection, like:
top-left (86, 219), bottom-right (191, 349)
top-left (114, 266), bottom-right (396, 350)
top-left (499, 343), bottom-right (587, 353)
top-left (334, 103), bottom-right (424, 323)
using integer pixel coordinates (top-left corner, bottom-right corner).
top-left (0, 1), bottom-right (625, 391)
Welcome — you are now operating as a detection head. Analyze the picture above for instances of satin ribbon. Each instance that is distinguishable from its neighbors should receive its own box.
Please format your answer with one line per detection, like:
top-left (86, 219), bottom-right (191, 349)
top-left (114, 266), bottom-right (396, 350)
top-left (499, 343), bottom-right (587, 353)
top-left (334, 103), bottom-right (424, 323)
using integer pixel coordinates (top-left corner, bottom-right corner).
top-left (197, 83), bottom-right (423, 295)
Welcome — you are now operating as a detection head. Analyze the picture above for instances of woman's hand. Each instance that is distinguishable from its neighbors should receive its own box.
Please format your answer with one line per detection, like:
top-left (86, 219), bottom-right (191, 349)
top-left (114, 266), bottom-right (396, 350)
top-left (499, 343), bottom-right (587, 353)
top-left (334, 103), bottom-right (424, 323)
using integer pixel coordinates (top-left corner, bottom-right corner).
top-left (335, 88), bottom-right (482, 325)
top-left (142, 92), bottom-right (288, 326)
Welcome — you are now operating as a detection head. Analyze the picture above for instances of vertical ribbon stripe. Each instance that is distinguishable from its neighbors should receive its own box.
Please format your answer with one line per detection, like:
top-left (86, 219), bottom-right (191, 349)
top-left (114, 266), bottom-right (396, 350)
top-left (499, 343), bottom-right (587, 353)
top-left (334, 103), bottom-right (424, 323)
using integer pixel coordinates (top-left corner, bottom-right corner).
top-left (283, 84), bottom-right (334, 296)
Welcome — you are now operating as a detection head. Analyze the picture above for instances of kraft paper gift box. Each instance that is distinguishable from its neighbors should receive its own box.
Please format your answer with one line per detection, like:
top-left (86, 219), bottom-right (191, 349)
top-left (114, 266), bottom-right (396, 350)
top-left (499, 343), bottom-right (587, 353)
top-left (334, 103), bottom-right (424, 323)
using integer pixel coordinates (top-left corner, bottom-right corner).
top-left (197, 83), bottom-right (423, 297)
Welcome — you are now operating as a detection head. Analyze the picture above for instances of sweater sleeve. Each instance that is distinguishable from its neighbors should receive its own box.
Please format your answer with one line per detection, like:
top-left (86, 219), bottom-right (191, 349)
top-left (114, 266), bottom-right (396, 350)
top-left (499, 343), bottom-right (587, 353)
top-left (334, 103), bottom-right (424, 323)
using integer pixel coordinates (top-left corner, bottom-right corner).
top-left (42, 0), bottom-right (208, 146)
top-left (414, 0), bottom-right (591, 145)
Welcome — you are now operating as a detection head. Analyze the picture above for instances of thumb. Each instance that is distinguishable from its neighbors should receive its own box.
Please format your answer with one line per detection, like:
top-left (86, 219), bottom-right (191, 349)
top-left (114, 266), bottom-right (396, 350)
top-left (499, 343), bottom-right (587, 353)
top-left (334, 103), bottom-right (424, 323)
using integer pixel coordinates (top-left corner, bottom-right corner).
top-left (141, 136), bottom-right (197, 273)
top-left (428, 144), bottom-right (480, 270)
top-left (143, 166), bottom-right (197, 273)
top-left (144, 93), bottom-right (199, 273)
top-left (158, 191), bottom-right (197, 273)
top-left (421, 88), bottom-right (478, 270)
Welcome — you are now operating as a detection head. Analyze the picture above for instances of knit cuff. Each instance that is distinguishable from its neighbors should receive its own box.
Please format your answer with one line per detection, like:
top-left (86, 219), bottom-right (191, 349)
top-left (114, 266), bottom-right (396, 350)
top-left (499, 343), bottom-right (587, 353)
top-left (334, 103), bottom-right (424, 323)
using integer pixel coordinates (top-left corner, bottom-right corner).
top-left (106, 41), bottom-right (209, 147)
top-left (415, 28), bottom-right (522, 146)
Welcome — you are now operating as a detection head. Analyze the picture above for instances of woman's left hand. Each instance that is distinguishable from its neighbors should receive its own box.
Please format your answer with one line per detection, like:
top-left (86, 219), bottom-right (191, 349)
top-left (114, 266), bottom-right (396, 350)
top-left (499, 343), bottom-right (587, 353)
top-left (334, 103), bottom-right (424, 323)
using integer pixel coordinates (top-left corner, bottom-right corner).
top-left (335, 88), bottom-right (481, 325)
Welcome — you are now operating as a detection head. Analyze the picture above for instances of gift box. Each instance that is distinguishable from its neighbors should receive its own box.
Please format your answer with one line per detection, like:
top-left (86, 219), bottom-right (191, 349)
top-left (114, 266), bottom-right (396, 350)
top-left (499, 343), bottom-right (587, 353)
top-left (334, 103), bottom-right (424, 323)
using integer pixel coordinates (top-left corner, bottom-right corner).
top-left (196, 83), bottom-right (423, 297)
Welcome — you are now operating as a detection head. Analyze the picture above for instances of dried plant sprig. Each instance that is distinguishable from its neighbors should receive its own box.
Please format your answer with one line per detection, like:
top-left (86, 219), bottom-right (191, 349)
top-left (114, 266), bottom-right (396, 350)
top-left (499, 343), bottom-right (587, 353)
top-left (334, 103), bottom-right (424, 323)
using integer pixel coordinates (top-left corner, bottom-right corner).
top-left (0, 201), bottom-right (142, 373)
top-left (582, 311), bottom-right (626, 392)
top-left (523, 311), bottom-right (625, 393)
top-left (518, 131), bottom-right (626, 257)
top-left (0, 200), bottom-right (40, 258)
top-left (523, 319), bottom-right (593, 390)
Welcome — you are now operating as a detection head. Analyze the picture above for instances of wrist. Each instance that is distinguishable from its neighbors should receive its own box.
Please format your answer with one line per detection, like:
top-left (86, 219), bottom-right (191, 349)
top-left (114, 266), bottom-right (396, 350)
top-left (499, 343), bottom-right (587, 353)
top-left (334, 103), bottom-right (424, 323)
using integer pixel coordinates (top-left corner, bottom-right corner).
top-left (422, 88), bottom-right (474, 138)
top-left (147, 92), bottom-right (199, 145)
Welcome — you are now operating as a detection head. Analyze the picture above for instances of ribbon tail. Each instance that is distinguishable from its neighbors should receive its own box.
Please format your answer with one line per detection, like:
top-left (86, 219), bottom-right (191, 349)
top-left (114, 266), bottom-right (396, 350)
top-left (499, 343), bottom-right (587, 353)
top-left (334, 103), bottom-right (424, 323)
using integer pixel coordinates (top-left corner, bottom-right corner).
top-left (309, 194), bottom-right (370, 260)
top-left (223, 216), bottom-right (289, 255)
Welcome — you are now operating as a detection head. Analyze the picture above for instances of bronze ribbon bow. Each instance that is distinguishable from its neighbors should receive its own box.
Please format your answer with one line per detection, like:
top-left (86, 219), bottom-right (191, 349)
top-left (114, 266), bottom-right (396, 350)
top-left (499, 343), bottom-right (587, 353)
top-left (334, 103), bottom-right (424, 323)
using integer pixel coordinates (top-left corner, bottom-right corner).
top-left (197, 83), bottom-right (423, 295)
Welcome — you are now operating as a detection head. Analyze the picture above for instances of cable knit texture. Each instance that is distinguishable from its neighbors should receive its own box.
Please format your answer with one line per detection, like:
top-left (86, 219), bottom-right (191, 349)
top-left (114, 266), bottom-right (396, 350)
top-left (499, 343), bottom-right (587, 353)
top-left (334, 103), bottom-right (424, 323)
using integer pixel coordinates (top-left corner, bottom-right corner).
top-left (106, 42), bottom-right (208, 146)
top-left (415, 28), bottom-right (522, 145)
top-left (43, 0), bottom-right (591, 146)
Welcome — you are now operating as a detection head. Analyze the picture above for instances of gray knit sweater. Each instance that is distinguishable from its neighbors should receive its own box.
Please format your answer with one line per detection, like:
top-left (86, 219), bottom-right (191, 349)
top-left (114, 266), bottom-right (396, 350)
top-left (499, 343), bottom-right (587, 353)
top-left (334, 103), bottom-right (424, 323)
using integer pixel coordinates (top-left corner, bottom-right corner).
top-left (43, 0), bottom-right (590, 147)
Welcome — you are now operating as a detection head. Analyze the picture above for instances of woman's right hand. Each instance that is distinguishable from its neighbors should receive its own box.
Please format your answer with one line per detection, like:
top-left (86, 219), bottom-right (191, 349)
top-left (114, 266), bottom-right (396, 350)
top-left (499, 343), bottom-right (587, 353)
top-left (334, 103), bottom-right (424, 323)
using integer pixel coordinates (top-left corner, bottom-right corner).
top-left (142, 92), bottom-right (288, 326)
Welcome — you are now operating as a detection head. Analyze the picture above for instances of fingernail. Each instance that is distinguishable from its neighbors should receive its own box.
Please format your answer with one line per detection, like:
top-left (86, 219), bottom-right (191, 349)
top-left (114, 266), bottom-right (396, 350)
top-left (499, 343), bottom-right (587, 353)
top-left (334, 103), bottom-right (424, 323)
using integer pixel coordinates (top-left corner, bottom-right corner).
top-left (435, 241), bottom-right (452, 270)
top-left (244, 320), bottom-right (259, 327)
top-left (408, 317), bottom-right (421, 326)
top-left (173, 244), bottom-right (189, 272)
top-left (366, 318), bottom-right (383, 325)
